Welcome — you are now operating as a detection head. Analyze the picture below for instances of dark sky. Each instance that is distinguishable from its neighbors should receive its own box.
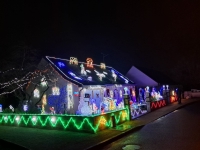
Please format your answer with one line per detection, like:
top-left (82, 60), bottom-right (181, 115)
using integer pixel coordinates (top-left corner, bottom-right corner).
top-left (1, 0), bottom-right (200, 82)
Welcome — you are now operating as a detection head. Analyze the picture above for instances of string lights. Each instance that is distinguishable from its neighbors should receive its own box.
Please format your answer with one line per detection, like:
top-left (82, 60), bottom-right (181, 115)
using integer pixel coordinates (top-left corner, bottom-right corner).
top-left (0, 108), bottom-right (128, 133)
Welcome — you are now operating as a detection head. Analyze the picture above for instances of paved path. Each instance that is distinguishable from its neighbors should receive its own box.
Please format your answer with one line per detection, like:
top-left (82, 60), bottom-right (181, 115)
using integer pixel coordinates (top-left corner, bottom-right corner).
top-left (0, 98), bottom-right (199, 150)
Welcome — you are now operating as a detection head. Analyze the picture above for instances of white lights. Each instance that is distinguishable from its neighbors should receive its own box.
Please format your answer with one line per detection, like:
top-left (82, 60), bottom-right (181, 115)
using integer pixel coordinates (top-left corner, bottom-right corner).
top-left (32, 116), bottom-right (37, 122)
top-left (52, 87), bottom-right (60, 95)
top-left (4, 116), bottom-right (8, 121)
top-left (15, 116), bottom-right (20, 121)
top-left (51, 117), bottom-right (56, 123)
top-left (34, 89), bottom-right (40, 98)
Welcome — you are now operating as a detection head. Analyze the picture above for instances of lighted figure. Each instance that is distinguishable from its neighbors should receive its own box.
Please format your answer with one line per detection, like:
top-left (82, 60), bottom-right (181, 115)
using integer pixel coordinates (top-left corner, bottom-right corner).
top-left (100, 63), bottom-right (106, 69)
top-left (80, 93), bottom-right (93, 115)
top-left (144, 86), bottom-right (150, 102)
top-left (138, 88), bottom-right (144, 103)
top-left (34, 89), bottom-right (40, 98)
top-left (97, 73), bottom-right (105, 81)
top-left (163, 85), bottom-right (166, 90)
top-left (131, 90), bottom-right (136, 102)
top-left (166, 85), bottom-right (169, 90)
top-left (41, 94), bottom-right (47, 114)
top-left (111, 70), bottom-right (117, 81)
top-left (86, 58), bottom-right (93, 68)
top-left (58, 62), bottom-right (65, 67)
top-left (52, 87), bottom-right (60, 95)
top-left (50, 107), bottom-right (55, 114)
top-left (124, 87), bottom-right (129, 95)
top-left (110, 90), bottom-right (113, 98)
top-left (80, 64), bottom-right (87, 75)
top-left (41, 77), bottom-right (47, 86)
top-left (69, 57), bottom-right (78, 65)
top-left (151, 88), bottom-right (157, 98)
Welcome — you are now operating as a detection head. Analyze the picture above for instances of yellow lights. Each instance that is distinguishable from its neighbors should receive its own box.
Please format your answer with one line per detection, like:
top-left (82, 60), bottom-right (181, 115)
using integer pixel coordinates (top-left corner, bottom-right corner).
top-left (100, 63), bottom-right (106, 69)
top-left (122, 112), bottom-right (127, 119)
top-left (172, 90), bottom-right (175, 96)
top-left (86, 58), bottom-right (93, 68)
top-left (100, 117), bottom-right (107, 125)
top-left (69, 57), bottom-right (78, 65)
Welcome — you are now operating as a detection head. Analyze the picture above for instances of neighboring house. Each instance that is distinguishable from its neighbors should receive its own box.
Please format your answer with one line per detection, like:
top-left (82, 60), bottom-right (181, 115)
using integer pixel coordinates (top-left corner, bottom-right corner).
top-left (126, 66), bottom-right (178, 87)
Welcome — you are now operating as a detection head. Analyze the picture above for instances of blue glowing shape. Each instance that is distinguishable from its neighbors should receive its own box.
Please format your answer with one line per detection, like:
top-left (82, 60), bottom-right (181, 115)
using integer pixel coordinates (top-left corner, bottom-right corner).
top-left (68, 71), bottom-right (76, 77)
top-left (58, 62), bottom-right (65, 68)
top-left (74, 76), bottom-right (82, 80)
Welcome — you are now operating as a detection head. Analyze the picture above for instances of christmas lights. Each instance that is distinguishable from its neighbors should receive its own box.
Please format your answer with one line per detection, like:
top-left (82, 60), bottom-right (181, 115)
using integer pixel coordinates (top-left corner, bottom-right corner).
top-left (0, 108), bottom-right (128, 133)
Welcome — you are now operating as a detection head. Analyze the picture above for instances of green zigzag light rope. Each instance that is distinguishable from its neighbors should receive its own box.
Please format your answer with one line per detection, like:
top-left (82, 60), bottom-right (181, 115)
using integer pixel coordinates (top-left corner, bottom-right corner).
top-left (0, 109), bottom-right (129, 133)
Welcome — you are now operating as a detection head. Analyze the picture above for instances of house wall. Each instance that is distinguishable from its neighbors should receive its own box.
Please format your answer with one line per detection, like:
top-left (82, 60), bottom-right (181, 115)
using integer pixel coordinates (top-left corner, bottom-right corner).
top-left (26, 59), bottom-right (79, 114)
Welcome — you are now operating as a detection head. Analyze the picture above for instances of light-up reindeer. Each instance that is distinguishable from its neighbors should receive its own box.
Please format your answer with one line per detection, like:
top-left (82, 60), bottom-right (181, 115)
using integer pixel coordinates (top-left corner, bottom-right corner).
top-left (80, 64), bottom-right (87, 75)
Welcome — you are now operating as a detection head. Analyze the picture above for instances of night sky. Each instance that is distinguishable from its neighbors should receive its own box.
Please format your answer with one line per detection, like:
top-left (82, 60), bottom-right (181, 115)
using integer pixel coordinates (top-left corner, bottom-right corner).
top-left (1, 1), bottom-right (200, 85)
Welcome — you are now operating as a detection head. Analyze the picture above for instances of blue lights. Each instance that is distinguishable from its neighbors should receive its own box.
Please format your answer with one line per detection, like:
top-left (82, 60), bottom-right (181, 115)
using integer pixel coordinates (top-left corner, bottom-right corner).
top-left (58, 62), bottom-right (65, 68)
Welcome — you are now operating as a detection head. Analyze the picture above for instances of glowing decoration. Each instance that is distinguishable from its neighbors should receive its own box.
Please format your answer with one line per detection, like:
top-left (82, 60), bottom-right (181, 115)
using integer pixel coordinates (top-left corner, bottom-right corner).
top-left (111, 70), bottom-right (117, 81)
top-left (51, 116), bottom-right (56, 123)
top-left (86, 58), bottom-right (93, 68)
top-left (74, 76), bottom-right (82, 80)
top-left (163, 85), bottom-right (166, 90)
top-left (100, 63), bottom-right (106, 69)
top-left (0, 108), bottom-right (128, 133)
top-left (15, 116), bottom-right (20, 121)
top-left (67, 84), bottom-right (74, 110)
top-left (32, 116), bottom-right (37, 122)
top-left (68, 71), bottom-right (82, 80)
top-left (52, 87), bottom-right (60, 95)
top-left (119, 75), bottom-right (129, 83)
top-left (58, 62), bottom-right (65, 67)
top-left (103, 72), bottom-right (107, 75)
top-left (151, 100), bottom-right (166, 110)
top-left (69, 57), bottom-right (78, 65)
top-left (23, 105), bottom-right (28, 112)
top-left (9, 105), bottom-right (14, 112)
top-left (110, 90), bottom-right (114, 98)
top-left (87, 76), bottom-right (92, 81)
top-left (86, 70), bottom-right (91, 73)
top-left (34, 89), bottom-right (40, 98)
top-left (41, 94), bottom-right (47, 114)
top-left (166, 85), bottom-right (169, 90)
top-left (41, 77), bottom-right (47, 86)
top-left (144, 86), bottom-right (150, 102)
top-left (80, 64), bottom-right (87, 75)
top-left (0, 104), bottom-right (2, 112)
top-left (124, 87), bottom-right (129, 95)
top-left (119, 90), bottom-right (123, 98)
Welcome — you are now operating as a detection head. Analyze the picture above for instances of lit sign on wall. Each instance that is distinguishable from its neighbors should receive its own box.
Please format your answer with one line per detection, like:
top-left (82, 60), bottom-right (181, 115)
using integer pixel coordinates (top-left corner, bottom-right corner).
top-left (69, 57), bottom-right (78, 65)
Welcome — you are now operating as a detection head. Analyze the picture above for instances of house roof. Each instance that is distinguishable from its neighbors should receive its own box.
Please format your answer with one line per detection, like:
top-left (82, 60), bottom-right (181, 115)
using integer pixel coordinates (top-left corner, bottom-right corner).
top-left (126, 66), bottom-right (178, 87)
top-left (45, 56), bottom-right (134, 86)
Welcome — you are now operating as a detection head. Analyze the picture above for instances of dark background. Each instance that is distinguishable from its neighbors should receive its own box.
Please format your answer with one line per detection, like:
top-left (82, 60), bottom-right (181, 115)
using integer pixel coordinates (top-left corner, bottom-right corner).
top-left (1, 0), bottom-right (200, 88)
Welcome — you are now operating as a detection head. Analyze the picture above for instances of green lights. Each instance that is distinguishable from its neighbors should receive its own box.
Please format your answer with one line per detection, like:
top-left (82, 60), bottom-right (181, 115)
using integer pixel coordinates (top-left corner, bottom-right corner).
top-left (0, 109), bottom-right (128, 133)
